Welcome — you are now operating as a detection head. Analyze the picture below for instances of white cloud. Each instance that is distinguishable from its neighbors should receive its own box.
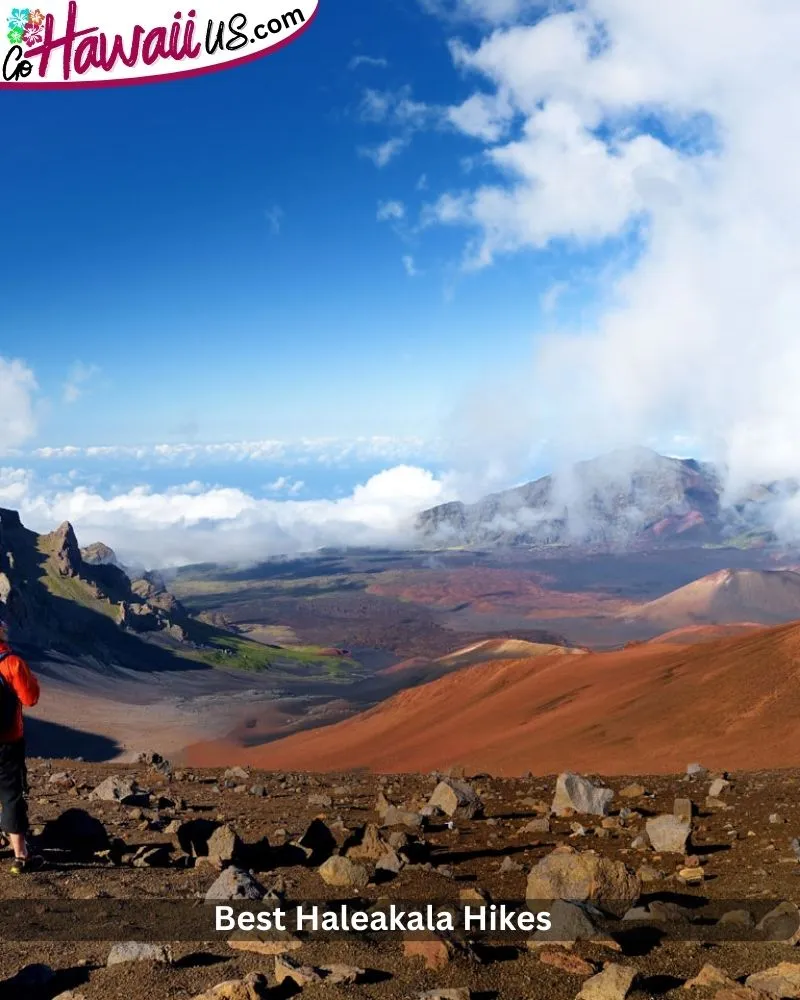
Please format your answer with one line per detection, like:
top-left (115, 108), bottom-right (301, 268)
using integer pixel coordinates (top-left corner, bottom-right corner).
top-left (266, 476), bottom-right (305, 496)
top-left (357, 86), bottom-right (441, 167)
top-left (446, 91), bottom-right (514, 142)
top-left (62, 361), bottom-right (100, 405)
top-left (30, 436), bottom-right (437, 466)
top-left (3, 464), bottom-right (454, 568)
top-left (377, 199), bottom-right (406, 222)
top-left (421, 0), bottom-right (539, 23)
top-left (349, 54), bottom-right (388, 70)
top-left (402, 255), bottom-right (420, 277)
top-left (358, 88), bottom-right (393, 123)
top-left (359, 137), bottom-right (410, 168)
top-left (0, 358), bottom-right (37, 453)
top-left (540, 281), bottom-right (568, 315)
top-left (422, 0), bottom-right (800, 488)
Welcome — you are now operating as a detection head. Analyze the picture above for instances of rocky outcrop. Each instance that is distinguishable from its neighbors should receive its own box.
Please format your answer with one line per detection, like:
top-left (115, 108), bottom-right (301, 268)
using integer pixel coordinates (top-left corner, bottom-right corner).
top-left (0, 507), bottom-right (197, 654)
top-left (81, 542), bottom-right (119, 566)
top-left (47, 521), bottom-right (83, 577)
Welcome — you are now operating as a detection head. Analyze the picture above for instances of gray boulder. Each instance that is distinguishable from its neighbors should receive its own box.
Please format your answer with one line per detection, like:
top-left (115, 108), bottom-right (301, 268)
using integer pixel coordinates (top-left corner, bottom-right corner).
top-left (427, 779), bottom-right (483, 820)
top-left (107, 942), bottom-right (173, 967)
top-left (205, 866), bottom-right (265, 902)
top-left (645, 815), bottom-right (691, 854)
top-left (90, 776), bottom-right (141, 804)
top-left (552, 773), bottom-right (614, 817)
top-left (577, 964), bottom-right (637, 1000)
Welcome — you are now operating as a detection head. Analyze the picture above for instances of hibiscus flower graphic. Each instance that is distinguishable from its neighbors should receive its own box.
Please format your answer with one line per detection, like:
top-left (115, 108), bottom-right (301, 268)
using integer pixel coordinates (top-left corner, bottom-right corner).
top-left (23, 21), bottom-right (41, 44)
top-left (7, 8), bottom-right (30, 31)
top-left (6, 25), bottom-right (23, 44)
top-left (27, 7), bottom-right (44, 25)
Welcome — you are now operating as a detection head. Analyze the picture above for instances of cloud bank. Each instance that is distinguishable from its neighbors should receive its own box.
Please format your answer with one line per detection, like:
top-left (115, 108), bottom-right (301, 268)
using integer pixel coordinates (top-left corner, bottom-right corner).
top-left (426, 0), bottom-right (800, 491)
top-left (30, 436), bottom-right (435, 466)
top-left (0, 359), bottom-right (37, 453)
top-left (0, 465), bottom-right (452, 569)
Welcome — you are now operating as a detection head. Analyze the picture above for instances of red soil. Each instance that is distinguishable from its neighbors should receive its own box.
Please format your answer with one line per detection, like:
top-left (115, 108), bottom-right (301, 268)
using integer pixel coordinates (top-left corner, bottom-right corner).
top-left (367, 568), bottom-right (625, 617)
top-left (622, 568), bottom-right (800, 628)
top-left (189, 621), bottom-right (800, 776)
top-left (645, 622), bottom-right (766, 645)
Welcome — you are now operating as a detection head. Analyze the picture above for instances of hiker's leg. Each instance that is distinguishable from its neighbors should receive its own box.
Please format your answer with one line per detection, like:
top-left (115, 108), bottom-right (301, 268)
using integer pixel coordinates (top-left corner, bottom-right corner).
top-left (0, 741), bottom-right (28, 857)
top-left (8, 833), bottom-right (26, 858)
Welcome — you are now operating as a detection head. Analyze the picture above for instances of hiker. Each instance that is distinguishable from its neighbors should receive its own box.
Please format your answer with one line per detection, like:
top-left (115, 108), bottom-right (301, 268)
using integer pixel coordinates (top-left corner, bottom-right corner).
top-left (0, 615), bottom-right (42, 873)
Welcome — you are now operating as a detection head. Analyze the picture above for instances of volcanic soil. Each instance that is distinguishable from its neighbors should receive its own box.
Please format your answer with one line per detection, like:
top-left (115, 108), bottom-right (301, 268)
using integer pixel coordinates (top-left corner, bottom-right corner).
top-left (3, 761), bottom-right (800, 999)
top-left (200, 621), bottom-right (800, 776)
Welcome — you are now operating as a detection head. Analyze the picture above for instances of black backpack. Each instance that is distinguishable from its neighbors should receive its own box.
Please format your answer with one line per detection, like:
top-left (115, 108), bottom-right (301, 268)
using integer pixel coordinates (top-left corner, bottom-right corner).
top-left (0, 653), bottom-right (20, 736)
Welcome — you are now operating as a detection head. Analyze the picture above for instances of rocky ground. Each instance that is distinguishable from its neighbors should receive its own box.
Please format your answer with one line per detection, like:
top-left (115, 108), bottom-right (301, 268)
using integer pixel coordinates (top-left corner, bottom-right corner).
top-left (2, 760), bottom-right (800, 999)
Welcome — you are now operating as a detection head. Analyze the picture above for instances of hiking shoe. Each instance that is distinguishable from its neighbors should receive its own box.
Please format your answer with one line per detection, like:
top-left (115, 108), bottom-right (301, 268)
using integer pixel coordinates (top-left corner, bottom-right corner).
top-left (9, 854), bottom-right (43, 874)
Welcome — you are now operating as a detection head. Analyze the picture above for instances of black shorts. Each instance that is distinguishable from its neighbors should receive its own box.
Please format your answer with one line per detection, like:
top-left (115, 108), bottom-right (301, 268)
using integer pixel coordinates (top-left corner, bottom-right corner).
top-left (0, 739), bottom-right (28, 835)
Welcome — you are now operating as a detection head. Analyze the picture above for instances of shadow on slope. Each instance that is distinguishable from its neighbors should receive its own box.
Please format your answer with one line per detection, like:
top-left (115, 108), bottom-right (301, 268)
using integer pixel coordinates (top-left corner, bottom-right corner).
top-left (2, 510), bottom-right (215, 677)
top-left (25, 717), bottom-right (121, 761)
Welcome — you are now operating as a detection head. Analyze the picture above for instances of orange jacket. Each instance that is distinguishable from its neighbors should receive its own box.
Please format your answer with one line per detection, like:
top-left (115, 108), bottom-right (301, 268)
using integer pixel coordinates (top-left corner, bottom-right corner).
top-left (0, 642), bottom-right (40, 742)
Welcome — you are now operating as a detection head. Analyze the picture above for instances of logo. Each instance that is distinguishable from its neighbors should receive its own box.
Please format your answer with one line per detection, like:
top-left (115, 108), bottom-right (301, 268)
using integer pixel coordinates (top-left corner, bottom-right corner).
top-left (2, 0), bottom-right (318, 88)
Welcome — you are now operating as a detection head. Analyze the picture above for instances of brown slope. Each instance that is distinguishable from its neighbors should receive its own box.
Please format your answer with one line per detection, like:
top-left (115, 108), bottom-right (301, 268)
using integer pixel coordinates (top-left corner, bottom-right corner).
top-left (645, 622), bottom-right (766, 645)
top-left (221, 621), bottom-right (800, 776)
top-left (623, 568), bottom-right (800, 628)
top-left (371, 639), bottom-right (588, 692)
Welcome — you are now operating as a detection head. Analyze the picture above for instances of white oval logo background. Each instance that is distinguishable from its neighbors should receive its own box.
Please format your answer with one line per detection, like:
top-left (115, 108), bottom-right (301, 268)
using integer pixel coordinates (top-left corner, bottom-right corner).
top-left (2, 0), bottom-right (318, 88)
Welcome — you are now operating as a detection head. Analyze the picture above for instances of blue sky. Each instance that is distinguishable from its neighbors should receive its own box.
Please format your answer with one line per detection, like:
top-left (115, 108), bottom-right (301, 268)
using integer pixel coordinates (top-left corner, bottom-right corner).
top-left (1, 0), bottom-right (789, 565)
top-left (3, 0), bottom-right (584, 452)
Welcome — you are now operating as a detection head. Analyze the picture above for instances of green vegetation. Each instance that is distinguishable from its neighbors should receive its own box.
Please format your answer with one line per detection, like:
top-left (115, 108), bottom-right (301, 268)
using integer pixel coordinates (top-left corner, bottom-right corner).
top-left (186, 632), bottom-right (359, 674)
top-left (38, 545), bottom-right (120, 621)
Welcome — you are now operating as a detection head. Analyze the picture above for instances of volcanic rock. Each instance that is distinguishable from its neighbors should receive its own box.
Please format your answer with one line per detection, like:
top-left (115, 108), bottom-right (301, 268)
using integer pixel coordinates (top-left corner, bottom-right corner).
top-left (228, 933), bottom-right (302, 957)
top-left (746, 963), bottom-right (800, 997)
top-left (382, 806), bottom-right (424, 828)
top-left (521, 817), bottom-right (551, 834)
top-left (526, 848), bottom-right (640, 917)
top-left (90, 776), bottom-right (140, 804)
top-left (577, 963), bottom-right (637, 1000)
top-left (646, 814), bottom-right (691, 853)
top-left (107, 942), bottom-right (173, 966)
top-left (528, 899), bottom-right (608, 947)
top-left (552, 773), bottom-right (614, 817)
top-left (404, 937), bottom-right (454, 970)
top-left (191, 973), bottom-right (270, 1000)
top-left (684, 964), bottom-right (739, 989)
top-left (50, 521), bottom-right (82, 577)
top-left (427, 778), bottom-right (483, 819)
top-left (539, 950), bottom-right (597, 976)
top-left (321, 964), bottom-right (366, 985)
top-left (206, 824), bottom-right (242, 867)
top-left (346, 823), bottom-right (388, 861)
top-left (318, 855), bottom-right (369, 889)
top-left (757, 903), bottom-right (800, 943)
top-left (274, 956), bottom-right (322, 986)
top-left (205, 867), bottom-right (265, 902)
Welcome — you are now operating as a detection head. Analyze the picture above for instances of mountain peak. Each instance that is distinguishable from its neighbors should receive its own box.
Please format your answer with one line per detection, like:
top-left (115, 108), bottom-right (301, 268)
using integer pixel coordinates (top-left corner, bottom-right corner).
top-left (417, 448), bottom-right (772, 552)
top-left (47, 521), bottom-right (83, 578)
